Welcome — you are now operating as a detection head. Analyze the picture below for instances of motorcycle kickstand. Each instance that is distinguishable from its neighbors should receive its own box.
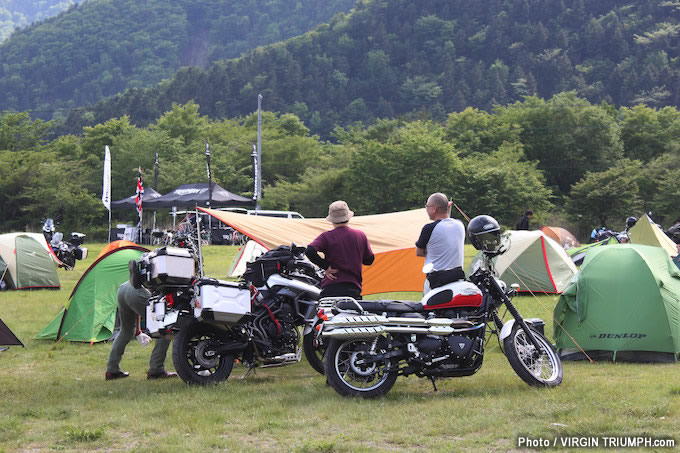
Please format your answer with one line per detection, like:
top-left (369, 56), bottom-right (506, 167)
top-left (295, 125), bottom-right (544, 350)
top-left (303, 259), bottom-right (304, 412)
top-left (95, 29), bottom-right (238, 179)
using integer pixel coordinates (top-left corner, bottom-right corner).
top-left (240, 366), bottom-right (256, 379)
top-left (429, 376), bottom-right (438, 392)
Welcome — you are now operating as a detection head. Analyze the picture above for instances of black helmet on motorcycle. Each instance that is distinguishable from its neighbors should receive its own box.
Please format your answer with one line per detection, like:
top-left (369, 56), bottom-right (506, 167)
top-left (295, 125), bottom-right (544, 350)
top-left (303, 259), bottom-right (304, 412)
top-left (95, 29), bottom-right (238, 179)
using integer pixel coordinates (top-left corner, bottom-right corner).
top-left (468, 215), bottom-right (501, 252)
top-left (626, 216), bottom-right (637, 228)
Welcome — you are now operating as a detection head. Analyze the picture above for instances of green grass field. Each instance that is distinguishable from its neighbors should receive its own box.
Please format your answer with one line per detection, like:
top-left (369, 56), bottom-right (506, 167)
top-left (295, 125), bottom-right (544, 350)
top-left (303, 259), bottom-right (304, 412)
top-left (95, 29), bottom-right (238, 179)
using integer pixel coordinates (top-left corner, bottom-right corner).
top-left (0, 244), bottom-right (678, 451)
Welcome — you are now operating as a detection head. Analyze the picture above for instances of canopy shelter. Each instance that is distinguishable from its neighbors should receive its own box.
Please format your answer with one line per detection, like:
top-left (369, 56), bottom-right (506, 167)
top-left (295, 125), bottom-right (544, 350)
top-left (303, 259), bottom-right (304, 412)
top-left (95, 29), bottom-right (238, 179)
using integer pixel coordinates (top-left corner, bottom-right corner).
top-left (468, 230), bottom-right (577, 294)
top-left (200, 207), bottom-right (431, 294)
top-left (36, 246), bottom-right (148, 342)
top-left (541, 226), bottom-right (580, 249)
top-left (0, 233), bottom-right (60, 290)
top-left (110, 187), bottom-right (162, 209)
top-left (628, 214), bottom-right (677, 256)
top-left (554, 244), bottom-right (680, 362)
top-left (0, 318), bottom-right (23, 347)
top-left (145, 183), bottom-right (253, 209)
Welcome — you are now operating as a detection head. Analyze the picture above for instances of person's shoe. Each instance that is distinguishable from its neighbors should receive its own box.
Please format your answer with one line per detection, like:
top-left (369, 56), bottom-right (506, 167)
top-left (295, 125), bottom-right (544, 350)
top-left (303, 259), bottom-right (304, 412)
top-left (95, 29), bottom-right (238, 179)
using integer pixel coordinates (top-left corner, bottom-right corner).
top-left (105, 371), bottom-right (130, 380)
top-left (147, 370), bottom-right (178, 380)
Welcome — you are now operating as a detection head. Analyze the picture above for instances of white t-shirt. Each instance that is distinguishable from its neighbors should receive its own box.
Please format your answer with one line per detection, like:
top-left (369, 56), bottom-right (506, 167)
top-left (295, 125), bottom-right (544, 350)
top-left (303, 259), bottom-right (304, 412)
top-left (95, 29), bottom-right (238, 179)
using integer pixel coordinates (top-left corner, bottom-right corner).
top-left (415, 218), bottom-right (465, 272)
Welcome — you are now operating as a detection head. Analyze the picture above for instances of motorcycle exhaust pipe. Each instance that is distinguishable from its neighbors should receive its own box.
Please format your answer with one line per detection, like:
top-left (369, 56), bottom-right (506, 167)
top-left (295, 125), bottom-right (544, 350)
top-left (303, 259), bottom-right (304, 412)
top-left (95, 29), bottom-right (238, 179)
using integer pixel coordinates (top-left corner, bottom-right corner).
top-left (325, 316), bottom-right (474, 329)
top-left (323, 325), bottom-right (477, 338)
top-left (214, 341), bottom-right (249, 354)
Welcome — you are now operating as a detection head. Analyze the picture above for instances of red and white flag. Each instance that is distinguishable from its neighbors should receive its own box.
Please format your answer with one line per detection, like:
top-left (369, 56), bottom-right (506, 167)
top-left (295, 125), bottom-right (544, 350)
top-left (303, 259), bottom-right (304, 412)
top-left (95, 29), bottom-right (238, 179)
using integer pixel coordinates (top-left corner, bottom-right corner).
top-left (135, 167), bottom-right (144, 220)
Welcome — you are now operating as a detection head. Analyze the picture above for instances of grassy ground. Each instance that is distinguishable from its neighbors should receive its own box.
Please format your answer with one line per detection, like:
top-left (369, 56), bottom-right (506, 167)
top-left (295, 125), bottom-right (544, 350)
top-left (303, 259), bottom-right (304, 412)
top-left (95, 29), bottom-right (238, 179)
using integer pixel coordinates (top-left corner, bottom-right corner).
top-left (0, 244), bottom-right (678, 451)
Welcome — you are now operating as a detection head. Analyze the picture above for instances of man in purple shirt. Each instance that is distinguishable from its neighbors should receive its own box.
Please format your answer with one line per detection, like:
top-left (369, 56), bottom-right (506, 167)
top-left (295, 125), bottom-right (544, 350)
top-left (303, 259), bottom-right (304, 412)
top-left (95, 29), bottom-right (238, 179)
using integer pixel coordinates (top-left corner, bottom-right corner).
top-left (305, 200), bottom-right (375, 300)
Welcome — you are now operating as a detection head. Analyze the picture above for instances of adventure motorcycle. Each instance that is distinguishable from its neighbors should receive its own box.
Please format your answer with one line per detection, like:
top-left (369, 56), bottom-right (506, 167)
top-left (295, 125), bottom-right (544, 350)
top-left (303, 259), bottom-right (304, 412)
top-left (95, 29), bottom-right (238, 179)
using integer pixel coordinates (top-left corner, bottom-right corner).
top-left (318, 215), bottom-right (563, 398)
top-left (134, 243), bottom-right (327, 385)
top-left (43, 219), bottom-right (88, 269)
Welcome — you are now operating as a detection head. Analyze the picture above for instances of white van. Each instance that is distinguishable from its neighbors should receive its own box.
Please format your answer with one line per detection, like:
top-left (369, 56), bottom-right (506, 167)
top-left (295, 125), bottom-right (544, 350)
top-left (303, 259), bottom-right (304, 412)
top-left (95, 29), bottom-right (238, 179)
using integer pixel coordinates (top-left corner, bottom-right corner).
top-left (246, 210), bottom-right (304, 219)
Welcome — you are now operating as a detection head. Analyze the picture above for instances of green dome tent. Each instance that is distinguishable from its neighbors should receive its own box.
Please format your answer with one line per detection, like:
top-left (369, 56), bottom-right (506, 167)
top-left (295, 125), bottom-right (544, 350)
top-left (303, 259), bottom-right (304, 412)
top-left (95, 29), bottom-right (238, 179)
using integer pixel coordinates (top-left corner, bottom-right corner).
top-left (467, 230), bottom-right (577, 294)
top-left (0, 233), bottom-right (60, 290)
top-left (554, 244), bottom-right (680, 362)
top-left (36, 246), bottom-right (148, 343)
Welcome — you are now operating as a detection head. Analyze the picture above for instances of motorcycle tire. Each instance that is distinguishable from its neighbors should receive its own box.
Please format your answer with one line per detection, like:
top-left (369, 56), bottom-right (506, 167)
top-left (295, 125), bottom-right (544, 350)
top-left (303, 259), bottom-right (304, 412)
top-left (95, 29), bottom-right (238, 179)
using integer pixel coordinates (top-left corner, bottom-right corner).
top-left (61, 254), bottom-right (76, 270)
top-left (172, 322), bottom-right (235, 385)
top-left (302, 324), bottom-right (326, 375)
top-left (503, 324), bottom-right (563, 388)
top-left (324, 337), bottom-right (398, 398)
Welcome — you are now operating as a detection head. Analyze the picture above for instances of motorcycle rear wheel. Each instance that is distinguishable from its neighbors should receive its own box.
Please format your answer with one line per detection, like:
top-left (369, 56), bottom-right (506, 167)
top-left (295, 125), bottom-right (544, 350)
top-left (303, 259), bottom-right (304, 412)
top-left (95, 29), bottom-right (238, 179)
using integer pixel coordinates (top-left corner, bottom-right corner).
top-left (172, 322), bottom-right (235, 385)
top-left (302, 322), bottom-right (326, 375)
top-left (325, 337), bottom-right (398, 398)
top-left (503, 324), bottom-right (562, 387)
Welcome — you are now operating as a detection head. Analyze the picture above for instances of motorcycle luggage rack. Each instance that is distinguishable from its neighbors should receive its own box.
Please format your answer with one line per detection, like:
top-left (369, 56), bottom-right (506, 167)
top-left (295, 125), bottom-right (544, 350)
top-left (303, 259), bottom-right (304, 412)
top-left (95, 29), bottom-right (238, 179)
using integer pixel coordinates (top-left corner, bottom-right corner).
top-left (319, 296), bottom-right (363, 313)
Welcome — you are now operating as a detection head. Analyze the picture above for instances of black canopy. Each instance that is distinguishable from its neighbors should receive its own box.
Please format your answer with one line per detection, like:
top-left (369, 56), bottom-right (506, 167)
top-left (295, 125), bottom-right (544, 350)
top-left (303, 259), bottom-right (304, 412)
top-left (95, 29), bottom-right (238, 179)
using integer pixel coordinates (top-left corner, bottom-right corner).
top-left (111, 187), bottom-right (162, 209)
top-left (144, 183), bottom-right (253, 209)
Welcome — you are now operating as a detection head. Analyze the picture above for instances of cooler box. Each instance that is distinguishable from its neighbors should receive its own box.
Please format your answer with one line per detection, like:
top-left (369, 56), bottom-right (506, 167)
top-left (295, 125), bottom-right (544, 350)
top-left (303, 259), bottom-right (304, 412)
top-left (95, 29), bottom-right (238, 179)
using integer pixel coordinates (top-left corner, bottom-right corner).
top-left (194, 279), bottom-right (251, 324)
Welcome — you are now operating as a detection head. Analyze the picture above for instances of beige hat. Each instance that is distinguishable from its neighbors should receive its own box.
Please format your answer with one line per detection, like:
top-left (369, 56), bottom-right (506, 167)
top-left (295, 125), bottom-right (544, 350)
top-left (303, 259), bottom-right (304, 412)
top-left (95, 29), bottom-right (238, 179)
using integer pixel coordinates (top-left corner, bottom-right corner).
top-left (326, 200), bottom-right (354, 223)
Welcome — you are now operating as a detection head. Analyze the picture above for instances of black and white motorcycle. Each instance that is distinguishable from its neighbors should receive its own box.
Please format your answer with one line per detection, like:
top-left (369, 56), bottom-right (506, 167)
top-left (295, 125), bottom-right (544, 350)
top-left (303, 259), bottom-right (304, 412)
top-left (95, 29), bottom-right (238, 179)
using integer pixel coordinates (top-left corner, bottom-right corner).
top-left (42, 218), bottom-right (88, 269)
top-left (318, 215), bottom-right (563, 398)
top-left (134, 244), bottom-right (327, 384)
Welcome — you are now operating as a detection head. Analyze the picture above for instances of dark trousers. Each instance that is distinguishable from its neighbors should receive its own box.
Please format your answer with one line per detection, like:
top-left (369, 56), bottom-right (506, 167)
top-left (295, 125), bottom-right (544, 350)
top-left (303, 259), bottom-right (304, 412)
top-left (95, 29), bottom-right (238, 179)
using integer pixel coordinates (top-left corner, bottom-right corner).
top-left (320, 282), bottom-right (362, 300)
top-left (426, 267), bottom-right (465, 290)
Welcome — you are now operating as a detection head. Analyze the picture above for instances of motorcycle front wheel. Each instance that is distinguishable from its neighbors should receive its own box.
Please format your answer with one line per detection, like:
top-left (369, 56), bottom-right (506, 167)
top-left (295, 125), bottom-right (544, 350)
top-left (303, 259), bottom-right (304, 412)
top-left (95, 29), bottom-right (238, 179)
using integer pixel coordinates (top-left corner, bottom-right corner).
top-left (172, 322), bottom-right (235, 385)
top-left (503, 324), bottom-right (563, 387)
top-left (324, 337), bottom-right (398, 398)
top-left (302, 322), bottom-right (326, 375)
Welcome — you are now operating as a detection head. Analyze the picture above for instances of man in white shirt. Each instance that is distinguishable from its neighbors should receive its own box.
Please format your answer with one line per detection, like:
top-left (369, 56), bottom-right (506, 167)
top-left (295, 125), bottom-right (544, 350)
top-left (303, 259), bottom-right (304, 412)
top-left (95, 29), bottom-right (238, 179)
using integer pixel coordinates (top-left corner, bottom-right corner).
top-left (415, 192), bottom-right (466, 292)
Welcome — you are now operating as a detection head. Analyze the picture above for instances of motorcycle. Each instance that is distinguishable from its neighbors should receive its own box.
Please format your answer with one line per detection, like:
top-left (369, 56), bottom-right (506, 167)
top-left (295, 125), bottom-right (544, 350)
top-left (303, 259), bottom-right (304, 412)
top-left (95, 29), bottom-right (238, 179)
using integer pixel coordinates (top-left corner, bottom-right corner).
top-left (318, 215), bottom-right (563, 398)
top-left (42, 219), bottom-right (88, 269)
top-left (134, 243), bottom-right (327, 385)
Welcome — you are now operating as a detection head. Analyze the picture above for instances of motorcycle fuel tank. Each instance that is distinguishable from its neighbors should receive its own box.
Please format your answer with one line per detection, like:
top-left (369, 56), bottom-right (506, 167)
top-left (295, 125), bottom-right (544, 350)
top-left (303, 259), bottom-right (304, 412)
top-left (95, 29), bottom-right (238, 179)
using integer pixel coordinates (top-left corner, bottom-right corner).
top-left (421, 281), bottom-right (483, 310)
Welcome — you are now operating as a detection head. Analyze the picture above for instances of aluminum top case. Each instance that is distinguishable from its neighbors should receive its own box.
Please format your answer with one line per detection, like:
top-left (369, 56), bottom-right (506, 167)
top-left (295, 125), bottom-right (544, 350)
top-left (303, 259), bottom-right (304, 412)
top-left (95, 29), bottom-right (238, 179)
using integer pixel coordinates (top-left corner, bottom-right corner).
top-left (143, 246), bottom-right (196, 288)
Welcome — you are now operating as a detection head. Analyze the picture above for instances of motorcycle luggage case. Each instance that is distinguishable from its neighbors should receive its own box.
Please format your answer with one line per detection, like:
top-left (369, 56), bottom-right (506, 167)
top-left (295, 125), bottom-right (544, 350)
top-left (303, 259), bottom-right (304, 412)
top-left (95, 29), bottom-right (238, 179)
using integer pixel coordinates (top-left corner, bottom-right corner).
top-left (194, 280), bottom-right (251, 323)
top-left (146, 247), bottom-right (195, 287)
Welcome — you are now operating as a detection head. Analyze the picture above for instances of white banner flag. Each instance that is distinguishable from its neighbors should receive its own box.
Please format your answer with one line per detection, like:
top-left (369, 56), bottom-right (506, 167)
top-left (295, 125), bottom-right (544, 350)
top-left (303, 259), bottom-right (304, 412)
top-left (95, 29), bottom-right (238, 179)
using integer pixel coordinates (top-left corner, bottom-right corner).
top-left (102, 145), bottom-right (111, 211)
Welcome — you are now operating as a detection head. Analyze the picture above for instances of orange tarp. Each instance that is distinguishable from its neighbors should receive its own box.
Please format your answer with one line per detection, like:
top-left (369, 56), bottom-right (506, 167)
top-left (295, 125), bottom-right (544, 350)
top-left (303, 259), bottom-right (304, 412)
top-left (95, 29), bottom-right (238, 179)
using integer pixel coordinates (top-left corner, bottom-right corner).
top-left (97, 240), bottom-right (140, 259)
top-left (200, 207), bottom-right (430, 294)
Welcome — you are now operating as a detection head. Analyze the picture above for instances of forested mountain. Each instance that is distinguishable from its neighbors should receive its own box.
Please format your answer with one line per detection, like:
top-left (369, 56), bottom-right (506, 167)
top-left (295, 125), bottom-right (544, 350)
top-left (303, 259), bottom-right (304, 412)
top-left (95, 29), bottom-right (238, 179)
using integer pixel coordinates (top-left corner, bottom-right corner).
top-left (64, 0), bottom-right (680, 139)
top-left (0, 0), bottom-right (356, 117)
top-left (0, 0), bottom-right (83, 41)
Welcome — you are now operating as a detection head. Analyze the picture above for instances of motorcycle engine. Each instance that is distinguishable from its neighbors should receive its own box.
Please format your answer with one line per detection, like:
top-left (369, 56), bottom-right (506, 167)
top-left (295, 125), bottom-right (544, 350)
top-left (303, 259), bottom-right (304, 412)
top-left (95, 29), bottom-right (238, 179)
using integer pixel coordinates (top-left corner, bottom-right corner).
top-left (253, 296), bottom-right (298, 358)
top-left (416, 332), bottom-right (482, 371)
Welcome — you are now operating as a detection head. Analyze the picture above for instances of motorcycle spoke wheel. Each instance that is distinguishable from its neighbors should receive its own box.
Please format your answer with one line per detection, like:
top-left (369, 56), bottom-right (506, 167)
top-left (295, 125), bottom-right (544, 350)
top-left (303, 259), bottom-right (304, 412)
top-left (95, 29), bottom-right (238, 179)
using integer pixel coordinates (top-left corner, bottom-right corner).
top-left (504, 324), bottom-right (562, 387)
top-left (172, 323), bottom-right (234, 385)
top-left (325, 338), bottom-right (397, 398)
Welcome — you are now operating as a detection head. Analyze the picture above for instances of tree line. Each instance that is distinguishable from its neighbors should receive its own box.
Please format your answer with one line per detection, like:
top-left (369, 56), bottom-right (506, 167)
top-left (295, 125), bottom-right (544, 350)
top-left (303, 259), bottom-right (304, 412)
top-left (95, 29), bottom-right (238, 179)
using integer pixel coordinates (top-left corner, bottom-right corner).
top-left (2, 92), bottom-right (680, 241)
top-left (0, 0), bottom-right (355, 118)
top-left (59, 0), bottom-right (680, 140)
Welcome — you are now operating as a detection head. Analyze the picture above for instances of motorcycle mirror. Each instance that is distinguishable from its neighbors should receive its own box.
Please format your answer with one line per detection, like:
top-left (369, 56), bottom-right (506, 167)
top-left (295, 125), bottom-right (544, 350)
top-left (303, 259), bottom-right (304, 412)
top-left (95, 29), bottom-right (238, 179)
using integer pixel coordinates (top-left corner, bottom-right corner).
top-left (421, 262), bottom-right (434, 274)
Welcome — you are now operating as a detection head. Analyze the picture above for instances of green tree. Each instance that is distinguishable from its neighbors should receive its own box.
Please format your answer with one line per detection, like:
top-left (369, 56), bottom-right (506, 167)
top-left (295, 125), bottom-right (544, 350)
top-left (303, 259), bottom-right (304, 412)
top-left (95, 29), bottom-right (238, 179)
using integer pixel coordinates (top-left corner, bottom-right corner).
top-left (495, 93), bottom-right (624, 195)
top-left (566, 160), bottom-right (643, 227)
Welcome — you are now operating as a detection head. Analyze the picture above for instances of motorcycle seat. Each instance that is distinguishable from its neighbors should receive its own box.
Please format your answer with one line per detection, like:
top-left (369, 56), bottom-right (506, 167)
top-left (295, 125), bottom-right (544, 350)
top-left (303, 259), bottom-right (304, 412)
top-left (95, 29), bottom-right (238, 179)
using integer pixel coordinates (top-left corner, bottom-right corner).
top-left (336, 299), bottom-right (424, 314)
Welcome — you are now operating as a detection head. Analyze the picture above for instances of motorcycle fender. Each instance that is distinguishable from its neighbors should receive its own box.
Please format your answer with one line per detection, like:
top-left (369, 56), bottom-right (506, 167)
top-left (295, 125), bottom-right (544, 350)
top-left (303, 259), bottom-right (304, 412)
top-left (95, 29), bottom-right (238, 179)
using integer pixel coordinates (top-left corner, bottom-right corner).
top-left (499, 318), bottom-right (544, 341)
top-left (303, 314), bottom-right (319, 336)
